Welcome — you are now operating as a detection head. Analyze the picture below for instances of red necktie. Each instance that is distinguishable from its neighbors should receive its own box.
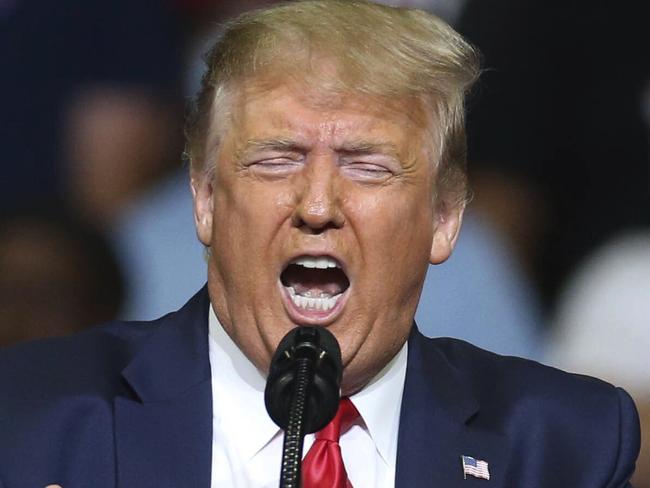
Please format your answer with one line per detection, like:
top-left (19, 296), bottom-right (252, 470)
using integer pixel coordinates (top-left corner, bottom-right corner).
top-left (302, 398), bottom-right (360, 488)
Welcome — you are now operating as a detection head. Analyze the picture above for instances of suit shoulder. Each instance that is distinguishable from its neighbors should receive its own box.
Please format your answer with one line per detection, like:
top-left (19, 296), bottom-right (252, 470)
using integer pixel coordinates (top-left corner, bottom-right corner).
top-left (427, 335), bottom-right (618, 398)
top-left (0, 317), bottom-right (163, 404)
top-left (421, 336), bottom-right (639, 442)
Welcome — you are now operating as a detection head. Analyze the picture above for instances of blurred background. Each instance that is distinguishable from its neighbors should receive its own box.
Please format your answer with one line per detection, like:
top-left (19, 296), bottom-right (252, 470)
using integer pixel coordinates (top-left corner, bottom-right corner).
top-left (1, 0), bottom-right (648, 482)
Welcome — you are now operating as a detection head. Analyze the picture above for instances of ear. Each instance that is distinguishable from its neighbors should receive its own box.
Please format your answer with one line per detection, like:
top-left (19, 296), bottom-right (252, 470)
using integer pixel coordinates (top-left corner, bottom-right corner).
top-left (191, 170), bottom-right (214, 246)
top-left (429, 199), bottom-right (465, 265)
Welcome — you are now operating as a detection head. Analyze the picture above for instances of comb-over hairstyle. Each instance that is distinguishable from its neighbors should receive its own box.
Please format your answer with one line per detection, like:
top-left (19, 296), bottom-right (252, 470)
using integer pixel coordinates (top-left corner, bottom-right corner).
top-left (186, 0), bottom-right (480, 204)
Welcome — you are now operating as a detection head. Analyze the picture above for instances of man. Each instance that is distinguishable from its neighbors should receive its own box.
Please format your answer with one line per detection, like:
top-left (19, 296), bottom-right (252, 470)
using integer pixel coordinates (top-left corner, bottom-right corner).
top-left (0, 1), bottom-right (640, 487)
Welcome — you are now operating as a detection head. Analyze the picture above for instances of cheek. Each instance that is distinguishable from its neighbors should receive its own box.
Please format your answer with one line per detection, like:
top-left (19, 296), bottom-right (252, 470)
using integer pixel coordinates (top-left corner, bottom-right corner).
top-left (350, 186), bottom-right (434, 254)
top-left (347, 188), bottom-right (433, 305)
top-left (209, 180), bottom-right (296, 291)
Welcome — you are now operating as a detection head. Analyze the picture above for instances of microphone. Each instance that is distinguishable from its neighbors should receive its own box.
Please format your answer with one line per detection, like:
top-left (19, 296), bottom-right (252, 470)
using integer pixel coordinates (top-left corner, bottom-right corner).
top-left (265, 326), bottom-right (342, 487)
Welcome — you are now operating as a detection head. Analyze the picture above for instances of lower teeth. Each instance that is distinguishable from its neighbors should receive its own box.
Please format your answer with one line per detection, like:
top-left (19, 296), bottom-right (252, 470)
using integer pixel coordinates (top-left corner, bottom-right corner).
top-left (287, 287), bottom-right (341, 311)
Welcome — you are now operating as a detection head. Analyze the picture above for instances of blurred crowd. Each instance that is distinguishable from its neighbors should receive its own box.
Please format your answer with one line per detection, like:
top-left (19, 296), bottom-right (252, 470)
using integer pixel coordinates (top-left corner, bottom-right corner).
top-left (1, 0), bottom-right (648, 483)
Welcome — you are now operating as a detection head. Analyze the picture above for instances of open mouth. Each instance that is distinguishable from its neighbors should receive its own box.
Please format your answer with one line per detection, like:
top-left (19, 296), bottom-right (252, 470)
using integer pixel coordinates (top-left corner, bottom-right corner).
top-left (280, 256), bottom-right (350, 315)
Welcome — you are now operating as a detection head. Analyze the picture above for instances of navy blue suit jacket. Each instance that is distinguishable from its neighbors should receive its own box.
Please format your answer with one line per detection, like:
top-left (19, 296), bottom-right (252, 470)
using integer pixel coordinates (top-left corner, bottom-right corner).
top-left (0, 288), bottom-right (640, 487)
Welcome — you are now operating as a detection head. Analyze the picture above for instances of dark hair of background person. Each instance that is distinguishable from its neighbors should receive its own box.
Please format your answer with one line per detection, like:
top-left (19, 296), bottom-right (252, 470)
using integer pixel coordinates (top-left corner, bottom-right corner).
top-left (0, 204), bottom-right (125, 347)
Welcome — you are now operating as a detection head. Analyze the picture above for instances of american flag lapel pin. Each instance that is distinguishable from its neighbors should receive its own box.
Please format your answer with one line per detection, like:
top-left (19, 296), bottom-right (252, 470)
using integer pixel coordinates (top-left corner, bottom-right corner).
top-left (461, 455), bottom-right (490, 480)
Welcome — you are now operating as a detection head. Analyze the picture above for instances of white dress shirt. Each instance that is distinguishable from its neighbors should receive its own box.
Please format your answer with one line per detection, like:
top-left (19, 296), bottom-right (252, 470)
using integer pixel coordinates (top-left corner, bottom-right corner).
top-left (208, 306), bottom-right (407, 488)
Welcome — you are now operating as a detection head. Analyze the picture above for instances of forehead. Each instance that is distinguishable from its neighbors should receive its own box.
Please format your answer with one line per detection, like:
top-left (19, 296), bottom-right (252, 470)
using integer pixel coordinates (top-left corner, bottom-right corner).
top-left (226, 81), bottom-right (431, 149)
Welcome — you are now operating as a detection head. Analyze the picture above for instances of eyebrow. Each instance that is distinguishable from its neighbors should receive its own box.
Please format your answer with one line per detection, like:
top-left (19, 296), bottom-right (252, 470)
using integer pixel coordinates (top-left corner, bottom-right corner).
top-left (242, 138), bottom-right (304, 151)
top-left (336, 141), bottom-right (400, 158)
top-left (236, 138), bottom-right (306, 160)
top-left (238, 138), bottom-right (401, 158)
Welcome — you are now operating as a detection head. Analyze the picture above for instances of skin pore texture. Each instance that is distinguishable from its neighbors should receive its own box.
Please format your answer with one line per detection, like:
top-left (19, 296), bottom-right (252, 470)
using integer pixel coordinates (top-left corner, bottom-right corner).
top-left (192, 81), bottom-right (463, 395)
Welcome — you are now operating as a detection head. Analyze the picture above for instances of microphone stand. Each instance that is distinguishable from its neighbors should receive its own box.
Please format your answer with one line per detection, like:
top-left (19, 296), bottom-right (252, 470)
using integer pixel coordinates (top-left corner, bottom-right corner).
top-left (279, 356), bottom-right (314, 488)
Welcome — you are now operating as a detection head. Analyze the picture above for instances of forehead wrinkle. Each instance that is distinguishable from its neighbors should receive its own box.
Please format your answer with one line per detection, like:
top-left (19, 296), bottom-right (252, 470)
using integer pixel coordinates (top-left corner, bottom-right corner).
top-left (245, 110), bottom-right (388, 150)
top-left (248, 108), bottom-right (328, 147)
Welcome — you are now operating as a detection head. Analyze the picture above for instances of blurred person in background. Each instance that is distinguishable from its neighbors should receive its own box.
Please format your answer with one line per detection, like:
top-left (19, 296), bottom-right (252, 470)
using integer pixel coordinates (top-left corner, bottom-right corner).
top-left (548, 232), bottom-right (650, 488)
top-left (0, 0), bottom-right (184, 223)
top-left (1, 0), bottom-right (190, 336)
top-left (416, 212), bottom-right (543, 359)
top-left (0, 206), bottom-right (125, 347)
top-left (457, 0), bottom-right (650, 309)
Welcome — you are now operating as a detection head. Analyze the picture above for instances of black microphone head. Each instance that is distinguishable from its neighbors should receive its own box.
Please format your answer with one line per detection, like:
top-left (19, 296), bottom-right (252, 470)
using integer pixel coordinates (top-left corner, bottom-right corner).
top-left (265, 326), bottom-right (342, 434)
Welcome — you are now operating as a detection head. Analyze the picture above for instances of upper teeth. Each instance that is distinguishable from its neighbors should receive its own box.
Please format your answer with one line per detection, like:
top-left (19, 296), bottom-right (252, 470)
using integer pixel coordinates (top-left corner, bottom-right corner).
top-left (293, 256), bottom-right (339, 269)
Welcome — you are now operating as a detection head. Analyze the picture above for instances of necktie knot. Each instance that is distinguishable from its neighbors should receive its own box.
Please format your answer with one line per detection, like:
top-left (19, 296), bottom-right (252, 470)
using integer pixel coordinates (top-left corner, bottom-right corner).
top-left (316, 397), bottom-right (359, 442)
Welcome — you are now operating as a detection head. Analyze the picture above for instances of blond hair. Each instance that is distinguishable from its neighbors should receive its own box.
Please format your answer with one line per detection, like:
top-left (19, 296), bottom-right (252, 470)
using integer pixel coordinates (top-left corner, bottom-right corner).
top-left (186, 0), bottom-right (479, 204)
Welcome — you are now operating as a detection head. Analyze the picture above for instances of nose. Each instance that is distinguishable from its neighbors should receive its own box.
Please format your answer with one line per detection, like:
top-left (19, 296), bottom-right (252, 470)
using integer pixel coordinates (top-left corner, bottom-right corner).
top-left (292, 156), bottom-right (345, 233)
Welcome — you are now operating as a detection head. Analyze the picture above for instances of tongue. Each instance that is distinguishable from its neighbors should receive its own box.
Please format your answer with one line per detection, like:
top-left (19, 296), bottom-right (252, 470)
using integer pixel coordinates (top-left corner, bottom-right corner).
top-left (291, 282), bottom-right (341, 297)
top-left (282, 267), bottom-right (347, 297)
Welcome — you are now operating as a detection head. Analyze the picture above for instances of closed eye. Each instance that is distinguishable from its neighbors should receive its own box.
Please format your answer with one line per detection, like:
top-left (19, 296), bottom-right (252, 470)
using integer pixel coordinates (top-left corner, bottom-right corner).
top-left (247, 158), bottom-right (303, 178)
top-left (340, 162), bottom-right (394, 181)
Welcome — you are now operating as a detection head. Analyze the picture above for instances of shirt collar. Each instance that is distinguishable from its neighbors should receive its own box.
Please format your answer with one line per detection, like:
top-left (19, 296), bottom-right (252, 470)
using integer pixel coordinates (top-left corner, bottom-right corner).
top-left (208, 306), bottom-right (280, 461)
top-left (349, 340), bottom-right (407, 466)
top-left (208, 305), bottom-right (408, 465)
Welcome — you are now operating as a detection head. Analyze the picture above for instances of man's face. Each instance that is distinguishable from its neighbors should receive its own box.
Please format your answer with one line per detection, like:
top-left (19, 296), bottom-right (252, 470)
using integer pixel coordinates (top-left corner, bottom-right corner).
top-left (193, 82), bottom-right (462, 394)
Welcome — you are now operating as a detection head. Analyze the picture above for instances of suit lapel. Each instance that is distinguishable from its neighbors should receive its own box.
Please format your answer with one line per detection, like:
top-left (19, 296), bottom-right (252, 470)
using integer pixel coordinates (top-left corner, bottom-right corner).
top-left (395, 329), bottom-right (510, 487)
top-left (115, 288), bottom-right (213, 488)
